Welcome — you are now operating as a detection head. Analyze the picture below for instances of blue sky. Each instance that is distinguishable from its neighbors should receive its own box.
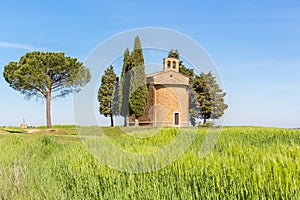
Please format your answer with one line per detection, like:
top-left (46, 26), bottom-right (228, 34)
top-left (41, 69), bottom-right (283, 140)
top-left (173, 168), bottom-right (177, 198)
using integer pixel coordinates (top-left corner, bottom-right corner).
top-left (0, 0), bottom-right (299, 128)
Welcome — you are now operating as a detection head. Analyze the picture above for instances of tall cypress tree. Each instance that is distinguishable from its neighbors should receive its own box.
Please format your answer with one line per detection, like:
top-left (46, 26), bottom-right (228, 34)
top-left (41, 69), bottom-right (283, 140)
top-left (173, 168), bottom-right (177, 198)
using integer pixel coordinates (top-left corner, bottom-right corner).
top-left (129, 36), bottom-right (148, 124)
top-left (112, 77), bottom-right (120, 117)
top-left (119, 48), bottom-right (131, 126)
top-left (98, 65), bottom-right (118, 127)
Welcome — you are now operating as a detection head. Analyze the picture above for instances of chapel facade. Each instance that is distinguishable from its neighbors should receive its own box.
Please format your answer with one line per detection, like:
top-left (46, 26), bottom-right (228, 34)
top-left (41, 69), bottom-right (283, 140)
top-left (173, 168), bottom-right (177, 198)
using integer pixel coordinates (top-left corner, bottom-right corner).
top-left (138, 57), bottom-right (189, 126)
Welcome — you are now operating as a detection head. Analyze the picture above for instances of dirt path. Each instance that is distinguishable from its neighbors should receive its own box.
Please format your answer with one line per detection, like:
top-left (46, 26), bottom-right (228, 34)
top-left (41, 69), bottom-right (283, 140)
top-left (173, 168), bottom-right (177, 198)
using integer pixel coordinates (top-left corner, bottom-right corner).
top-left (26, 129), bottom-right (41, 133)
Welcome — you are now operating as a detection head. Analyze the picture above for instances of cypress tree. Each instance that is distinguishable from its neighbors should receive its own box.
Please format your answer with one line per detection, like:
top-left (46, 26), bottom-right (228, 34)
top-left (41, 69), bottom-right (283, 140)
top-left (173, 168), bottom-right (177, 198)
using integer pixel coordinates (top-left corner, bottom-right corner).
top-left (112, 77), bottom-right (120, 117)
top-left (129, 36), bottom-right (148, 125)
top-left (119, 48), bottom-right (131, 126)
top-left (98, 65), bottom-right (118, 126)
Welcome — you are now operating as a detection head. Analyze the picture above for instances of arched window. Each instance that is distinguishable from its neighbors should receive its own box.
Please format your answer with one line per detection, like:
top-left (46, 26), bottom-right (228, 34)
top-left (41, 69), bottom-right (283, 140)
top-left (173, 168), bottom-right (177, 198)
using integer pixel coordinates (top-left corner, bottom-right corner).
top-left (167, 61), bottom-right (171, 68)
top-left (172, 61), bottom-right (176, 69)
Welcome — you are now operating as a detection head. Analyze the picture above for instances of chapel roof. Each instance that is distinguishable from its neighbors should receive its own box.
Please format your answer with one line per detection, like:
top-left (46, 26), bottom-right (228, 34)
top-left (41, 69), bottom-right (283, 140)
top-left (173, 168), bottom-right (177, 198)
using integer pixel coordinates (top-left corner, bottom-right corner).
top-left (146, 70), bottom-right (189, 86)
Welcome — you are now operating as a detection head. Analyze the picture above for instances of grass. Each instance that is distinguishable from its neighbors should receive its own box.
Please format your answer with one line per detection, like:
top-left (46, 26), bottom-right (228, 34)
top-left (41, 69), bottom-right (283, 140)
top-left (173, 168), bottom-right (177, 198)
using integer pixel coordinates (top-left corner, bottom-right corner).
top-left (0, 126), bottom-right (299, 199)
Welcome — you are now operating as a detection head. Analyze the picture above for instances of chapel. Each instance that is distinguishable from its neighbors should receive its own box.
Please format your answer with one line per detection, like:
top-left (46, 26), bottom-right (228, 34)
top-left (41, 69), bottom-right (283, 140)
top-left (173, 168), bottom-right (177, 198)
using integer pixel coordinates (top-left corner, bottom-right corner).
top-left (138, 57), bottom-right (189, 126)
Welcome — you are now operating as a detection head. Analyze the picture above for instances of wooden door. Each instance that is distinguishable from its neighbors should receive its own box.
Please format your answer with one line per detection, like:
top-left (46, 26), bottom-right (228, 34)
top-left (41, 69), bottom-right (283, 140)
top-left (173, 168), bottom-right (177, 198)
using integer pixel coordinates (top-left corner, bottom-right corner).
top-left (174, 113), bottom-right (179, 125)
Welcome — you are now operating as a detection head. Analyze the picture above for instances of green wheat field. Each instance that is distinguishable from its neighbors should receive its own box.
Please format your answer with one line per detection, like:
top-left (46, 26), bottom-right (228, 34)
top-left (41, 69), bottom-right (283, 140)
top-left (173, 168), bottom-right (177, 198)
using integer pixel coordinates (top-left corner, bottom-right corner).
top-left (0, 126), bottom-right (299, 199)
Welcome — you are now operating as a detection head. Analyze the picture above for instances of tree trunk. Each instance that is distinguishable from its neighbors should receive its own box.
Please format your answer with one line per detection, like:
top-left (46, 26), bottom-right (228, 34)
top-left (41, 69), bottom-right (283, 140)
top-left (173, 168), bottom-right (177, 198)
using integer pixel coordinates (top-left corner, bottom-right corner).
top-left (123, 117), bottom-right (126, 127)
top-left (135, 118), bottom-right (139, 127)
top-left (46, 92), bottom-right (52, 129)
top-left (110, 114), bottom-right (114, 127)
top-left (203, 116), bottom-right (206, 125)
top-left (126, 116), bottom-right (129, 127)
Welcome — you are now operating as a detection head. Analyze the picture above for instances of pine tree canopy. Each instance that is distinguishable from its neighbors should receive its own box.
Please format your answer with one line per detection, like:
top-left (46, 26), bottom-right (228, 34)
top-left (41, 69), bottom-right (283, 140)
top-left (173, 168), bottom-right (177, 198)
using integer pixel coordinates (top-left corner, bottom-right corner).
top-left (168, 49), bottom-right (180, 59)
top-left (192, 71), bottom-right (228, 124)
top-left (3, 51), bottom-right (91, 129)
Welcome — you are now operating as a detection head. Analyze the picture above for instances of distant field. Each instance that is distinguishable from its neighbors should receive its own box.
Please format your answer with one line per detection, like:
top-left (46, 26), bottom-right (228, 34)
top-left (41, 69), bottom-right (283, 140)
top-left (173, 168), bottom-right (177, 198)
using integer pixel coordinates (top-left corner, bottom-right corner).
top-left (0, 126), bottom-right (299, 199)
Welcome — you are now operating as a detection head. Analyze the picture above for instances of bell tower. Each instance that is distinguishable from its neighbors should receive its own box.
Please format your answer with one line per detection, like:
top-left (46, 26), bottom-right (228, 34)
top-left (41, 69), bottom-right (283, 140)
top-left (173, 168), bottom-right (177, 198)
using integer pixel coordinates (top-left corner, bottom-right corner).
top-left (163, 57), bottom-right (179, 72)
